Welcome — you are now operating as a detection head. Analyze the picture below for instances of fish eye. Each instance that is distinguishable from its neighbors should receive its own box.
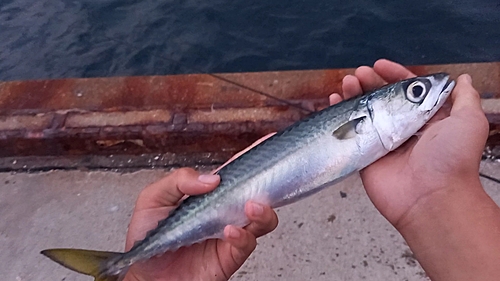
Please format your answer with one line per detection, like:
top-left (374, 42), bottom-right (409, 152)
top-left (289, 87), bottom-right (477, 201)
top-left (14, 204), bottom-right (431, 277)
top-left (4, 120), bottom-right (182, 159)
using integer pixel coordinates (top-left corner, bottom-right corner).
top-left (406, 81), bottom-right (428, 103)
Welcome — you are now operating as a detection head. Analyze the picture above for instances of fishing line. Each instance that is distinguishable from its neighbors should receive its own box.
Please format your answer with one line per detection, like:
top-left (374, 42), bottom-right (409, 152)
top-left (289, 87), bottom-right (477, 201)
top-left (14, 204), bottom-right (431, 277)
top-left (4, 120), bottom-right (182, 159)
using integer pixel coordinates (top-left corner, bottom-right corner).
top-left (102, 35), bottom-right (314, 114)
top-left (480, 172), bottom-right (500, 184)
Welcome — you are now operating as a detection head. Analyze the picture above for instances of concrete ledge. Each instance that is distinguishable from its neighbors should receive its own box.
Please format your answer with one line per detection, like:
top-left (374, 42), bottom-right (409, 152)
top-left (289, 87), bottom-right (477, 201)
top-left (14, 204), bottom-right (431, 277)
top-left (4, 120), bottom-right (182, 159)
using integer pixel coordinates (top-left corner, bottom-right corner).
top-left (0, 113), bottom-right (54, 131)
top-left (65, 110), bottom-right (172, 128)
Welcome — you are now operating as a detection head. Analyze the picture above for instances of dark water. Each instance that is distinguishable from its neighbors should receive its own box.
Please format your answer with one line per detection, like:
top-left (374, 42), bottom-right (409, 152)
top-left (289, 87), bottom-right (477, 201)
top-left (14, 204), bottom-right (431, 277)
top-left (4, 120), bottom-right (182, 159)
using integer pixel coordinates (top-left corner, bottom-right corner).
top-left (0, 0), bottom-right (499, 81)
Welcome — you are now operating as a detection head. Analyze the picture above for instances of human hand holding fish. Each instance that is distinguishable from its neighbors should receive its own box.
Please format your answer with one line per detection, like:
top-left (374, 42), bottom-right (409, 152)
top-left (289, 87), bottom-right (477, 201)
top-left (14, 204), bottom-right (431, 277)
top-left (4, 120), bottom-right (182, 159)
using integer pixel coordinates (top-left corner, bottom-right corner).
top-left (332, 59), bottom-right (500, 281)
top-left (121, 168), bottom-right (278, 281)
top-left (333, 59), bottom-right (491, 224)
top-left (41, 59), bottom-right (500, 281)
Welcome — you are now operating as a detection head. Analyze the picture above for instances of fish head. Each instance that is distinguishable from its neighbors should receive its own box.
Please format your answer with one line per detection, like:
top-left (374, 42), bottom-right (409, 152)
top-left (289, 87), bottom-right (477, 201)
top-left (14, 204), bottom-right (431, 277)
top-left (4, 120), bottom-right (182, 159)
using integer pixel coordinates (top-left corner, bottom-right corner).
top-left (367, 73), bottom-right (455, 151)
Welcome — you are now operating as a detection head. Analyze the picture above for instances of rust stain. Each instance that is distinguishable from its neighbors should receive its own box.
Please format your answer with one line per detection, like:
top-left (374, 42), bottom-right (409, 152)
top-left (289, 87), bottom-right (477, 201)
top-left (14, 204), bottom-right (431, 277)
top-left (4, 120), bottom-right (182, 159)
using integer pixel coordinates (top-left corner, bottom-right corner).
top-left (67, 78), bottom-right (122, 111)
top-left (0, 62), bottom-right (498, 115)
top-left (144, 75), bottom-right (198, 109)
top-left (121, 77), bottom-right (149, 108)
top-left (0, 80), bottom-right (70, 114)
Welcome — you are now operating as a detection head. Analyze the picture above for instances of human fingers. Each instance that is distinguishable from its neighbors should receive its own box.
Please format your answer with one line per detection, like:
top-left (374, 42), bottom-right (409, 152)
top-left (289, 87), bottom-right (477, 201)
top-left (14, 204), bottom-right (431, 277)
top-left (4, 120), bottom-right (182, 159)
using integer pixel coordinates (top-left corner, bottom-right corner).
top-left (221, 202), bottom-right (278, 270)
top-left (341, 75), bottom-right (363, 99)
top-left (450, 74), bottom-right (485, 117)
top-left (212, 133), bottom-right (277, 174)
top-left (354, 66), bottom-right (387, 92)
top-left (223, 225), bottom-right (258, 268)
top-left (329, 93), bottom-right (343, 105)
top-left (135, 168), bottom-right (220, 211)
top-left (243, 201), bottom-right (279, 238)
top-left (373, 59), bottom-right (416, 82)
top-left (449, 74), bottom-right (489, 149)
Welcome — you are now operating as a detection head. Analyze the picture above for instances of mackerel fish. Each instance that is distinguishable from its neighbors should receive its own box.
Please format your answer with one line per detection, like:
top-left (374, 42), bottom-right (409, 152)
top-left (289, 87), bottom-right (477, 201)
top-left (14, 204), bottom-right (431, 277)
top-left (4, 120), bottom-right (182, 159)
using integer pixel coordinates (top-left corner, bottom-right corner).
top-left (41, 73), bottom-right (455, 281)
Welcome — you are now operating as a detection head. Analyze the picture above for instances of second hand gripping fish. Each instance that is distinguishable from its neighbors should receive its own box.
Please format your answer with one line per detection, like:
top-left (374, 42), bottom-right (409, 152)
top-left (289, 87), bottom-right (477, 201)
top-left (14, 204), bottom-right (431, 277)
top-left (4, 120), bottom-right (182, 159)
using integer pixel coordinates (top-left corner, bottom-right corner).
top-left (41, 73), bottom-right (455, 281)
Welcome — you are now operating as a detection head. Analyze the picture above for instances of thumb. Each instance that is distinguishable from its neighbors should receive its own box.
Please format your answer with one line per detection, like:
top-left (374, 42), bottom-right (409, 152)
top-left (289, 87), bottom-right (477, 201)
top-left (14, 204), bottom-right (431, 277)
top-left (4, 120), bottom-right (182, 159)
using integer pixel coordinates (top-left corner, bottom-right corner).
top-left (135, 168), bottom-right (220, 210)
top-left (448, 73), bottom-right (489, 155)
top-left (450, 74), bottom-right (484, 117)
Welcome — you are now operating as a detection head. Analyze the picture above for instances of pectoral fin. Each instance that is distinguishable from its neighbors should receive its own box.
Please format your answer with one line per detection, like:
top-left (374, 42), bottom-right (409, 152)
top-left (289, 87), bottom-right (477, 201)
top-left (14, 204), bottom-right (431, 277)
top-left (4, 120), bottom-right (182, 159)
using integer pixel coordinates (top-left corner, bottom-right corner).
top-left (332, 117), bottom-right (365, 140)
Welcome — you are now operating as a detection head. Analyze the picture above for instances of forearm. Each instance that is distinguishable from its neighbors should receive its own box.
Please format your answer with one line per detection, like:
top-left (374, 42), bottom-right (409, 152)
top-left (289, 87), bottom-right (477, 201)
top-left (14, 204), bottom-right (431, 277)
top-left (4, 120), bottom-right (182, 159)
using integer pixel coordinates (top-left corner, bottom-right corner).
top-left (398, 179), bottom-right (500, 281)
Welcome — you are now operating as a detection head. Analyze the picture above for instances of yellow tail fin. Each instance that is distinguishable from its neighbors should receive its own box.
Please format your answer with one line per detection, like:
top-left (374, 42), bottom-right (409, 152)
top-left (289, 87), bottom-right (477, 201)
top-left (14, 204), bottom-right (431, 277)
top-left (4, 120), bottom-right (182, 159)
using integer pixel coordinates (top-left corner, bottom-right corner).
top-left (41, 248), bottom-right (122, 281)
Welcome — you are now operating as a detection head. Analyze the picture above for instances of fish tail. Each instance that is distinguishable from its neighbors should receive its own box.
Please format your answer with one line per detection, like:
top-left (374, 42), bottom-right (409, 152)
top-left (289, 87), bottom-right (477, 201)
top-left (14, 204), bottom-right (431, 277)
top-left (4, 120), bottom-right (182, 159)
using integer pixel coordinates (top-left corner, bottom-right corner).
top-left (41, 248), bottom-right (124, 281)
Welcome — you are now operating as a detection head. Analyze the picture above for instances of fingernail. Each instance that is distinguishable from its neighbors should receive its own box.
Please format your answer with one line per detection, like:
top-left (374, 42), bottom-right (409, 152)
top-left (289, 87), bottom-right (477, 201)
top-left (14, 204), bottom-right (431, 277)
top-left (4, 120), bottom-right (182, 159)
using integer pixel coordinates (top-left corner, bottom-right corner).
top-left (250, 202), bottom-right (264, 216)
top-left (227, 226), bottom-right (241, 239)
top-left (464, 74), bottom-right (472, 84)
top-left (342, 75), bottom-right (352, 82)
top-left (198, 174), bottom-right (219, 184)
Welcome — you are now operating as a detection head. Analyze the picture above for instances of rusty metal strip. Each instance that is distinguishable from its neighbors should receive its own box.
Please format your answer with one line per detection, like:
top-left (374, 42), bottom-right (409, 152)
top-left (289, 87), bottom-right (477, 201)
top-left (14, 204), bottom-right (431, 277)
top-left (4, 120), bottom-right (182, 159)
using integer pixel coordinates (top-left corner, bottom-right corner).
top-left (1, 62), bottom-right (498, 114)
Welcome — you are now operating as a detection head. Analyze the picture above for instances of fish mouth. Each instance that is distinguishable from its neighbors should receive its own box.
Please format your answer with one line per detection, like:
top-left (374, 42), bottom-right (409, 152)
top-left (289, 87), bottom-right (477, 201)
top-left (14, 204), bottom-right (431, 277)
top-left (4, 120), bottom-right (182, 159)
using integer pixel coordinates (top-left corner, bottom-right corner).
top-left (434, 76), bottom-right (455, 108)
top-left (420, 73), bottom-right (455, 112)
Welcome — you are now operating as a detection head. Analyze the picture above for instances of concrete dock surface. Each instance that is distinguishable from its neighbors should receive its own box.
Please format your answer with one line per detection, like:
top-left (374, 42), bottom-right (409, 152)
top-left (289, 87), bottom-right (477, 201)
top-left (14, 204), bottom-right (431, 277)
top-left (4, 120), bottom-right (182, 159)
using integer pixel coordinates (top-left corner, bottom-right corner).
top-left (2, 161), bottom-right (499, 281)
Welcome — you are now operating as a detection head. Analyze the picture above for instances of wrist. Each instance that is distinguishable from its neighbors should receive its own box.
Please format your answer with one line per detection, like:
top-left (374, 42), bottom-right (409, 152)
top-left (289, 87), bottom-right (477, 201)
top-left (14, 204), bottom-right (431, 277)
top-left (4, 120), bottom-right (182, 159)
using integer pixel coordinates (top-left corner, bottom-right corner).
top-left (397, 178), bottom-right (500, 281)
top-left (395, 176), bottom-right (484, 231)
